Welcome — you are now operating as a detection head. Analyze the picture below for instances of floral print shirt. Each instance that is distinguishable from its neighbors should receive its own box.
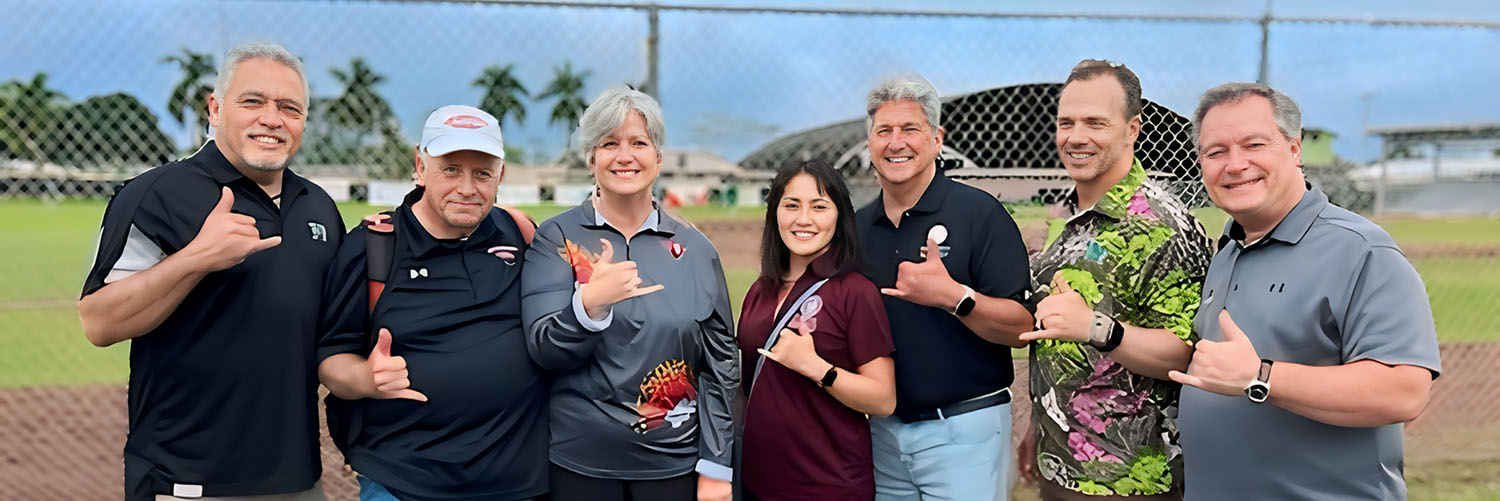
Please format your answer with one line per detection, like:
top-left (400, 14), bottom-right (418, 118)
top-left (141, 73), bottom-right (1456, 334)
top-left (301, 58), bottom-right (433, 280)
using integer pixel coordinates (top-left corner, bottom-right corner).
top-left (1027, 158), bottom-right (1213, 496)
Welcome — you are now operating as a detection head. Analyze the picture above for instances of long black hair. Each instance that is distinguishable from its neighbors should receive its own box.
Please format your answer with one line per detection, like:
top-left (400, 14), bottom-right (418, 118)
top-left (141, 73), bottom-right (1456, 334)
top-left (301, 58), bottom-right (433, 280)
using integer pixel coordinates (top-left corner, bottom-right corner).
top-left (757, 159), bottom-right (861, 287)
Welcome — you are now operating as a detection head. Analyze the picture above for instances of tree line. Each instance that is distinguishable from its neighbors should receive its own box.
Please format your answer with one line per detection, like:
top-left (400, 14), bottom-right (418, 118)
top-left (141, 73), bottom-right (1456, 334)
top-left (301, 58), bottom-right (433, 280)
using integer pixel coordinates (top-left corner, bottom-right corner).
top-left (0, 48), bottom-right (594, 177)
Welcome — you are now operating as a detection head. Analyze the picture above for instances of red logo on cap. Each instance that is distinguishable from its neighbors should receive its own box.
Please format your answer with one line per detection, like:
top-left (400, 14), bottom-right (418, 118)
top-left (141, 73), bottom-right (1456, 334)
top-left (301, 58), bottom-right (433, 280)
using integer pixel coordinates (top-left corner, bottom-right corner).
top-left (445, 115), bottom-right (488, 129)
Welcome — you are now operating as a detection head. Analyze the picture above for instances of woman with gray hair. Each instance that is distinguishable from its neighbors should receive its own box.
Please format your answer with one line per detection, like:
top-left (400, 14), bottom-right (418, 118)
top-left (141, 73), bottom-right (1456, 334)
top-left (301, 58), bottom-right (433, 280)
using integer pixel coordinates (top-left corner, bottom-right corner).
top-left (521, 87), bottom-right (736, 501)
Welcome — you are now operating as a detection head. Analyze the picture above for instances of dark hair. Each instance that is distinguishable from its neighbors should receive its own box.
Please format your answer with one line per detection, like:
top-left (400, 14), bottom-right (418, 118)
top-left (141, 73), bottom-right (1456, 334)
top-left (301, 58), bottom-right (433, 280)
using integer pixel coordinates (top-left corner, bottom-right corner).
top-left (757, 160), bottom-right (861, 286)
top-left (1064, 58), bottom-right (1143, 119)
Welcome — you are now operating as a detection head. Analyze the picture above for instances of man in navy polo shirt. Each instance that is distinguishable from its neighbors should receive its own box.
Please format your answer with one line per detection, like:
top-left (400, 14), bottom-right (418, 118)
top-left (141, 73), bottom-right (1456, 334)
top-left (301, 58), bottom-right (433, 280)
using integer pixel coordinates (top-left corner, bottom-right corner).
top-left (79, 42), bottom-right (339, 500)
top-left (316, 105), bottom-right (548, 501)
top-left (855, 74), bottom-right (1036, 500)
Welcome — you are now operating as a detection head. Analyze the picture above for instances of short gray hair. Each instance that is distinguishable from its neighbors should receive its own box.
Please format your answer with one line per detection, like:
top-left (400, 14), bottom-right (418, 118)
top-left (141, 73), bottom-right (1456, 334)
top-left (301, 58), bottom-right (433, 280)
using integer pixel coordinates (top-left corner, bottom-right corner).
top-left (866, 74), bottom-right (942, 134)
top-left (575, 86), bottom-right (666, 164)
top-left (1192, 82), bottom-right (1301, 144)
top-left (214, 42), bottom-right (309, 105)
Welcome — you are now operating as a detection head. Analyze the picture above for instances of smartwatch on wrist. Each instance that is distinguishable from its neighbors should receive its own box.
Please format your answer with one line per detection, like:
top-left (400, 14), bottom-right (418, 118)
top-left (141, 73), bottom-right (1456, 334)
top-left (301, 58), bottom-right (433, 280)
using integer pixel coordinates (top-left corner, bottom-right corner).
top-left (1245, 359), bottom-right (1274, 403)
top-left (1088, 312), bottom-right (1124, 352)
top-left (819, 366), bottom-right (839, 388)
top-left (953, 285), bottom-right (976, 317)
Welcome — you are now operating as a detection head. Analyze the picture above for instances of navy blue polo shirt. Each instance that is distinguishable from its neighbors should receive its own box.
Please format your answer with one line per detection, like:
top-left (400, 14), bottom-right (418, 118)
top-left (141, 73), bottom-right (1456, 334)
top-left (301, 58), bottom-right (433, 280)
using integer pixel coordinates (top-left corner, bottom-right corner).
top-left (855, 170), bottom-right (1031, 418)
top-left (80, 140), bottom-right (343, 500)
top-left (318, 198), bottom-right (549, 501)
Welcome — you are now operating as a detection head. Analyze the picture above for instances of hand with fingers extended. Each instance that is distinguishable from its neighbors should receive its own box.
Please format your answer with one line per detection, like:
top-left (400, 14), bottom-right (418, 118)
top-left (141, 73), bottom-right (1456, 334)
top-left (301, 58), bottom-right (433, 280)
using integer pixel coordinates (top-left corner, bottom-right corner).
top-left (1019, 274), bottom-right (1093, 344)
top-left (1168, 310), bottom-right (1260, 396)
top-left (181, 186), bottom-right (282, 273)
top-left (579, 238), bottom-right (665, 320)
top-left (757, 315), bottom-right (831, 382)
top-left (879, 238), bottom-right (963, 310)
top-left (366, 328), bottom-right (428, 401)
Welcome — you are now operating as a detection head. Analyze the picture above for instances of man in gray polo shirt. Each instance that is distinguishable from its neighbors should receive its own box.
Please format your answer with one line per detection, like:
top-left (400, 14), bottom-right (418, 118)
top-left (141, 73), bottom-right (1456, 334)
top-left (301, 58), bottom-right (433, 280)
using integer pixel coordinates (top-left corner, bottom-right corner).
top-left (1168, 82), bottom-right (1441, 500)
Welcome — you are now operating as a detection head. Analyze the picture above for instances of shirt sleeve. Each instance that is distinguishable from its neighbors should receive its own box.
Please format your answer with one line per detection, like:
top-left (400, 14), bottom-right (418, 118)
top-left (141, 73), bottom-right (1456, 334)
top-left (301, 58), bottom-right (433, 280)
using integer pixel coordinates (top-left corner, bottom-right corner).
top-left (969, 204), bottom-right (1033, 301)
top-left (695, 249), bottom-right (739, 478)
top-left (317, 227), bottom-right (372, 363)
top-left (520, 219), bottom-right (607, 372)
top-left (1339, 246), bottom-right (1442, 376)
top-left (1126, 213), bottom-right (1214, 342)
top-left (842, 275), bottom-right (895, 368)
top-left (81, 174), bottom-right (206, 297)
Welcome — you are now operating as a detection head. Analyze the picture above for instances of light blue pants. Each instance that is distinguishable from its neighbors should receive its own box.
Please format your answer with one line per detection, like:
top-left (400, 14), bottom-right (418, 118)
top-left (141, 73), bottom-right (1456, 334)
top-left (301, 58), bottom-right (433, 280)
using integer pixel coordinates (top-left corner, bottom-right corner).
top-left (356, 476), bottom-right (399, 501)
top-left (871, 402), bottom-right (1011, 501)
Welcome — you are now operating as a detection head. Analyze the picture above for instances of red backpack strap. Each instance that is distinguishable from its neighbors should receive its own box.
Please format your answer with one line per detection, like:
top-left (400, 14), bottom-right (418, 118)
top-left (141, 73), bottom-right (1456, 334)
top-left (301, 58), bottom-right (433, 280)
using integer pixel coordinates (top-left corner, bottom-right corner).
top-left (361, 211), bottom-right (396, 315)
top-left (499, 205), bottom-right (536, 244)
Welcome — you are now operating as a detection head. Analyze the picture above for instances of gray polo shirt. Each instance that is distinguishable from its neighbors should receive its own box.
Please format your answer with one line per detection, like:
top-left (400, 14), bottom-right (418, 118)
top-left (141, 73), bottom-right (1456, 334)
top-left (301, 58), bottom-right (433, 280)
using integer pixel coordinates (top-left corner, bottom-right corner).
top-left (1177, 185), bottom-right (1441, 500)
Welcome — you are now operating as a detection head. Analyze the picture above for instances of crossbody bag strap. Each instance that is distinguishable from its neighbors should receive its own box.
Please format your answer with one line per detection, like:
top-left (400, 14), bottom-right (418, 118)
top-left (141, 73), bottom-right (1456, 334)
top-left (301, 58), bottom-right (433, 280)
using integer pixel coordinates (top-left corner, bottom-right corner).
top-left (750, 278), bottom-right (830, 396)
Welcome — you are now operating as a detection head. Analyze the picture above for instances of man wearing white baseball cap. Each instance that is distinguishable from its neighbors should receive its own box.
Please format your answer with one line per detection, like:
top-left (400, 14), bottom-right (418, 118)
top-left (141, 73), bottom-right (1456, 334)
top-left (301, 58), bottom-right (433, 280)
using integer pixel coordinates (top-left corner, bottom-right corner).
top-left (318, 104), bottom-right (548, 500)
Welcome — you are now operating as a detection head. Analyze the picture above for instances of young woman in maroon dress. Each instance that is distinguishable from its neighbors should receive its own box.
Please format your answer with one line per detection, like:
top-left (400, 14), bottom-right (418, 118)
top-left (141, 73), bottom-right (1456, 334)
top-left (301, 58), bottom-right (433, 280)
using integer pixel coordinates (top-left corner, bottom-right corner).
top-left (738, 160), bottom-right (897, 500)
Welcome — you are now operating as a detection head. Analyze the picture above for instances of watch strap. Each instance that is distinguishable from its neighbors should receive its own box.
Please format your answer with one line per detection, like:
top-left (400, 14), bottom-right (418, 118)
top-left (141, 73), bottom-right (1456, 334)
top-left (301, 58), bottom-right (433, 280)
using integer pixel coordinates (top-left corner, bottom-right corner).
top-left (819, 366), bottom-right (838, 388)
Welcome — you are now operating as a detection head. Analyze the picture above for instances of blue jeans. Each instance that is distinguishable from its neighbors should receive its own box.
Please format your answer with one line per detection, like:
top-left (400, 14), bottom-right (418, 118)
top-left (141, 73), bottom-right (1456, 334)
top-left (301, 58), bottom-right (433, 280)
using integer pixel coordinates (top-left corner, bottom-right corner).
top-left (870, 402), bottom-right (1012, 501)
top-left (357, 476), bottom-right (399, 501)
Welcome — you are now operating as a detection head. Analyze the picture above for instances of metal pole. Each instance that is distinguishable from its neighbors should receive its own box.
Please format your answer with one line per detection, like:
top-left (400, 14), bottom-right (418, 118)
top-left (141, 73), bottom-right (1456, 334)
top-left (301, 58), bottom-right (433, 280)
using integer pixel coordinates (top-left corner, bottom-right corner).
top-left (1376, 139), bottom-right (1390, 217)
top-left (1257, 0), bottom-right (1272, 84)
top-left (643, 4), bottom-right (659, 99)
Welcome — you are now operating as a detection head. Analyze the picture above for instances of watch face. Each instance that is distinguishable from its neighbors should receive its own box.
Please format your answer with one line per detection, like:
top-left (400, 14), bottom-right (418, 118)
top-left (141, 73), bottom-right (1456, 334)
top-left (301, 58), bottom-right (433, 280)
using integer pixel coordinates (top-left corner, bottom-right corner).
top-left (1246, 382), bottom-right (1270, 403)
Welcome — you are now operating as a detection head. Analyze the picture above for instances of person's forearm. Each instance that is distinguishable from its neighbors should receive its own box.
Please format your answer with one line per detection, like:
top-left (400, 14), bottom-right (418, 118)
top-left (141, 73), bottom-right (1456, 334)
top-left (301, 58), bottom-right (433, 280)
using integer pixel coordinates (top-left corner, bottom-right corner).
top-left (962, 294), bottom-right (1033, 347)
top-left (1105, 325), bottom-right (1194, 381)
top-left (1267, 360), bottom-right (1433, 427)
top-left (318, 353), bottom-right (376, 400)
top-left (79, 252), bottom-right (207, 347)
top-left (824, 359), bottom-right (897, 416)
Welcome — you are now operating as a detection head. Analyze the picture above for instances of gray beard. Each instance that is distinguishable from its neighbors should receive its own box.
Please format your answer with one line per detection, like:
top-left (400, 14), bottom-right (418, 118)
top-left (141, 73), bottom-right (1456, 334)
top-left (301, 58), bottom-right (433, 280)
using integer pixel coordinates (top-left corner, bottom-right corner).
top-left (244, 155), bottom-right (292, 172)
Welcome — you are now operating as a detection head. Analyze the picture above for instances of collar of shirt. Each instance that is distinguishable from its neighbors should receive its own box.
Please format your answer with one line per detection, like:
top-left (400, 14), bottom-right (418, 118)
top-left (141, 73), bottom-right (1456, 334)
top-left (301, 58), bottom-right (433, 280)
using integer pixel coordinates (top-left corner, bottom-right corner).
top-left (578, 197), bottom-right (678, 237)
top-left (1221, 182), bottom-right (1325, 250)
top-left (194, 139), bottom-right (310, 208)
top-left (395, 201), bottom-right (503, 259)
top-left (1059, 157), bottom-right (1146, 224)
top-left (870, 167), bottom-right (955, 227)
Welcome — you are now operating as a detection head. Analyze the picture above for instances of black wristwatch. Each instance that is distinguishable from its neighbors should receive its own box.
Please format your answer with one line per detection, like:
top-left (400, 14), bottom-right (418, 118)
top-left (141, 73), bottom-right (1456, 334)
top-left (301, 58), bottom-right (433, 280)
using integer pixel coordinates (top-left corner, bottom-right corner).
top-left (819, 366), bottom-right (839, 388)
top-left (953, 285), bottom-right (976, 317)
top-left (1245, 359), bottom-right (1274, 403)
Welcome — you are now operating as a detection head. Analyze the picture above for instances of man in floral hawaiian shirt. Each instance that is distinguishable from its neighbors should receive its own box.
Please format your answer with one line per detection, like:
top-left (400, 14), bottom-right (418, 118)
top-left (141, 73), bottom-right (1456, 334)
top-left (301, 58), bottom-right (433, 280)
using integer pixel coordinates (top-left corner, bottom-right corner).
top-left (1016, 59), bottom-right (1213, 500)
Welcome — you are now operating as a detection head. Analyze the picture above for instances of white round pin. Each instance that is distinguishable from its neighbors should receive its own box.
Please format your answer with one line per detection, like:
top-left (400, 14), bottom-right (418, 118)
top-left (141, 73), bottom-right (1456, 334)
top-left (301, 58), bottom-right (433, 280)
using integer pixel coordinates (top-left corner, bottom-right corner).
top-left (927, 224), bottom-right (948, 244)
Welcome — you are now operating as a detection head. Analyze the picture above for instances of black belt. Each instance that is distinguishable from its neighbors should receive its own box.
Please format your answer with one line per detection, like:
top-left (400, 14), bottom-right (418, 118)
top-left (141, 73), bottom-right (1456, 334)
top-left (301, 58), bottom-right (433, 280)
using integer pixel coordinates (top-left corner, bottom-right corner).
top-left (898, 388), bottom-right (1011, 423)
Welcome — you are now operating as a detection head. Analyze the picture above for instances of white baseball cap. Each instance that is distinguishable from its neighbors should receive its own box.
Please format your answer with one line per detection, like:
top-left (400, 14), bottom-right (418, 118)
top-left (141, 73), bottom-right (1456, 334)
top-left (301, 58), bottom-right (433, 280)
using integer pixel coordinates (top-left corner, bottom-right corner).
top-left (419, 105), bottom-right (505, 159)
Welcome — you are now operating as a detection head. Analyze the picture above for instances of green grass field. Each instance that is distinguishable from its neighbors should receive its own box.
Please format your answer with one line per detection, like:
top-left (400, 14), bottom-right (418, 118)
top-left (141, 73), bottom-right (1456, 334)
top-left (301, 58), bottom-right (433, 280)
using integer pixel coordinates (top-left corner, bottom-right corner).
top-left (1, 199), bottom-right (1497, 386)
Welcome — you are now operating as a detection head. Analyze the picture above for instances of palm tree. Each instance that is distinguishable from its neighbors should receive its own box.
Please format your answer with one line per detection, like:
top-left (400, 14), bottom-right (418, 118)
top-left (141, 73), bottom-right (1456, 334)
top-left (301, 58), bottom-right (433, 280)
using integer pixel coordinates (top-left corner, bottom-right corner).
top-left (472, 63), bottom-right (529, 129)
top-left (325, 56), bottom-right (394, 144)
top-left (161, 48), bottom-right (215, 147)
top-left (538, 61), bottom-right (591, 148)
top-left (0, 72), bottom-right (67, 164)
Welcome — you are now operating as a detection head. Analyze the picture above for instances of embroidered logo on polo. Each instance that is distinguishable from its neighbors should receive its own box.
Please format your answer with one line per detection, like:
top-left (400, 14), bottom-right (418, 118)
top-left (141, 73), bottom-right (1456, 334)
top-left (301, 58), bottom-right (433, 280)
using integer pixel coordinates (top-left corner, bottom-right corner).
top-left (409, 268), bottom-right (429, 279)
top-left (488, 245), bottom-right (519, 265)
top-left (668, 240), bottom-right (685, 259)
top-left (632, 359), bottom-right (697, 433)
top-left (308, 222), bottom-right (327, 242)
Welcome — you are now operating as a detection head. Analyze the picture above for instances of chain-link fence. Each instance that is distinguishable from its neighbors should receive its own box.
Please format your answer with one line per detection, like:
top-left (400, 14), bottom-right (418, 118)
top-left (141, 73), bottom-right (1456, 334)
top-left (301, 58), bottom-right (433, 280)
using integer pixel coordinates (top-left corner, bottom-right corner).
top-left (2, 1), bottom-right (1498, 498)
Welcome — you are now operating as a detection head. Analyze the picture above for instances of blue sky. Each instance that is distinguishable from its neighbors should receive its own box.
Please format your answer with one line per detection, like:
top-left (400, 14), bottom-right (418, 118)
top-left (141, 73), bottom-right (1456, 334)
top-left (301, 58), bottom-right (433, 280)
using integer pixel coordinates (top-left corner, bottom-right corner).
top-left (3, 0), bottom-right (1497, 163)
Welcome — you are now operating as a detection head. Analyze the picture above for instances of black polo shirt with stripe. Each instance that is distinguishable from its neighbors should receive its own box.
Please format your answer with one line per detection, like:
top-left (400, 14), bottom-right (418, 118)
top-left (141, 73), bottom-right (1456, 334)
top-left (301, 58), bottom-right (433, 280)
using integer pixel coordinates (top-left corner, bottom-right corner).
top-left (855, 169), bottom-right (1032, 419)
top-left (81, 141), bottom-right (343, 500)
top-left (317, 199), bottom-right (549, 500)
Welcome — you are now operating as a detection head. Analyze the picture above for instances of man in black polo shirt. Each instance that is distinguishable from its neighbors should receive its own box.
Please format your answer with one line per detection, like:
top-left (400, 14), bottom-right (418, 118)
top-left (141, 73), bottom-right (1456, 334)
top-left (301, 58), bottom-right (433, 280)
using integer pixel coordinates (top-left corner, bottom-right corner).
top-left (316, 105), bottom-right (548, 501)
top-left (856, 74), bottom-right (1035, 500)
top-left (79, 42), bottom-right (339, 500)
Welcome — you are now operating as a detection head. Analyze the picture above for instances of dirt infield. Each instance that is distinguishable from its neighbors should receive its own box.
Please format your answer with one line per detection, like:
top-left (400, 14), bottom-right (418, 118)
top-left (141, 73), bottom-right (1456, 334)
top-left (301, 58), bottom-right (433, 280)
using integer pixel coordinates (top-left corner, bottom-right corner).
top-left (1, 344), bottom-right (1493, 499)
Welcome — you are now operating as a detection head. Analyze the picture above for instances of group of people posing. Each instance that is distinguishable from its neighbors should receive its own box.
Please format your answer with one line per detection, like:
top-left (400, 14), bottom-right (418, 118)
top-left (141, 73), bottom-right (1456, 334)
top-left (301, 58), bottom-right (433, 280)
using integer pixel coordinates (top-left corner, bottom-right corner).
top-left (79, 41), bottom-right (1441, 501)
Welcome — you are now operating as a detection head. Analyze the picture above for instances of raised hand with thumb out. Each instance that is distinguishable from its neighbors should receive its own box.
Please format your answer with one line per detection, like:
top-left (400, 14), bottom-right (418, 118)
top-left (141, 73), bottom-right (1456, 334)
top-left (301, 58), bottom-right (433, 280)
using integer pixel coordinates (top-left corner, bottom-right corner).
top-left (368, 328), bottom-right (427, 401)
top-left (182, 186), bottom-right (282, 272)
top-left (579, 238), bottom-right (665, 321)
top-left (1168, 310), bottom-right (1261, 397)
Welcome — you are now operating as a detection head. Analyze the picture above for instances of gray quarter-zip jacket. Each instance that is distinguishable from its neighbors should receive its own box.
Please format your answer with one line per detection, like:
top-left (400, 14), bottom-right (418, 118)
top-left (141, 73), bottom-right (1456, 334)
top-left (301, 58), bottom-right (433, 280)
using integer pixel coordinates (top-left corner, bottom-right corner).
top-left (521, 199), bottom-right (738, 481)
